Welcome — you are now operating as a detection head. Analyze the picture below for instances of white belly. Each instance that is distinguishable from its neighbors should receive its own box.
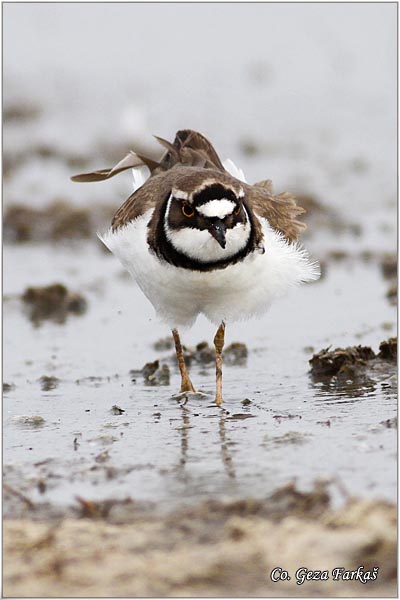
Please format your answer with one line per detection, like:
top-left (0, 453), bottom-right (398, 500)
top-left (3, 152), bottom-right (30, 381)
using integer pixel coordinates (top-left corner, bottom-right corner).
top-left (99, 210), bottom-right (319, 327)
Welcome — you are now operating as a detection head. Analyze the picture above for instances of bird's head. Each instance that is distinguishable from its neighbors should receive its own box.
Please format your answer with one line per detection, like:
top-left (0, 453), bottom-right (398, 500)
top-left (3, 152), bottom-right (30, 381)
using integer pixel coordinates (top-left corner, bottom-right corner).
top-left (163, 181), bottom-right (251, 265)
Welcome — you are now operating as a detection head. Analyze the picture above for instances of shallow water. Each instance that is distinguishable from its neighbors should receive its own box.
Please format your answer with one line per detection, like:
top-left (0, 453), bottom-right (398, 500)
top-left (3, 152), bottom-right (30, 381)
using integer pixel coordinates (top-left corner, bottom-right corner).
top-left (3, 242), bottom-right (396, 515)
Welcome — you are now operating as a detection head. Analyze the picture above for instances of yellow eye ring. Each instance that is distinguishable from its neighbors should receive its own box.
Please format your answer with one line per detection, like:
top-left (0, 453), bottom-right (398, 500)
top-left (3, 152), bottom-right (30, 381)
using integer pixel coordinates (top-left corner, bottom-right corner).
top-left (182, 203), bottom-right (195, 218)
top-left (234, 204), bottom-right (241, 216)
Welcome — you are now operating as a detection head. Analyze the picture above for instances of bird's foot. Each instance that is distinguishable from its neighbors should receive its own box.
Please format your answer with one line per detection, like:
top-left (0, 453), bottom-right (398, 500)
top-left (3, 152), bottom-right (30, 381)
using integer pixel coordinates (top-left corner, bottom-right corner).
top-left (180, 377), bottom-right (196, 394)
top-left (171, 390), bottom-right (210, 402)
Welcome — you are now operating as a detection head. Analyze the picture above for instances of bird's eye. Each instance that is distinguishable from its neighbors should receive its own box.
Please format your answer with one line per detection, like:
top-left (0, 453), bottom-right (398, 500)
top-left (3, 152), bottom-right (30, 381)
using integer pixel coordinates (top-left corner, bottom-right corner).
top-left (182, 203), bottom-right (195, 218)
top-left (234, 204), bottom-right (241, 216)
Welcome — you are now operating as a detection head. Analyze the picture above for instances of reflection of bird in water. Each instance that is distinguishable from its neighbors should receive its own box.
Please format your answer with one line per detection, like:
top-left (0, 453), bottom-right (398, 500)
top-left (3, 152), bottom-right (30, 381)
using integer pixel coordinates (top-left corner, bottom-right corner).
top-left (218, 415), bottom-right (236, 479)
top-left (175, 400), bottom-right (236, 480)
top-left (72, 130), bottom-right (319, 404)
top-left (178, 404), bottom-right (190, 470)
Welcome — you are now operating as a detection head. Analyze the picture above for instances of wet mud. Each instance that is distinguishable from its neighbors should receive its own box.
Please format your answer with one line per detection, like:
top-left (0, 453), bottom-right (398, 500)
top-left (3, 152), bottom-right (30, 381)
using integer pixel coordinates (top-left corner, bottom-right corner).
top-left (4, 230), bottom-right (397, 598)
top-left (3, 483), bottom-right (396, 597)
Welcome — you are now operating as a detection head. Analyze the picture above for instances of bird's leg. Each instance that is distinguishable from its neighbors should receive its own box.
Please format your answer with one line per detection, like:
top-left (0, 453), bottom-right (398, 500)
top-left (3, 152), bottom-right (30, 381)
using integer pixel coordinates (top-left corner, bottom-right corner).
top-left (172, 328), bottom-right (196, 393)
top-left (214, 321), bottom-right (226, 405)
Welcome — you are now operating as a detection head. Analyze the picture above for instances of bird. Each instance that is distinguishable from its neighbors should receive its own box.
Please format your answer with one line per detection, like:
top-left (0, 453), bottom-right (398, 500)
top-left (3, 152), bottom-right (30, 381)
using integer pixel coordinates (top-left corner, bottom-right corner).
top-left (72, 129), bottom-right (320, 405)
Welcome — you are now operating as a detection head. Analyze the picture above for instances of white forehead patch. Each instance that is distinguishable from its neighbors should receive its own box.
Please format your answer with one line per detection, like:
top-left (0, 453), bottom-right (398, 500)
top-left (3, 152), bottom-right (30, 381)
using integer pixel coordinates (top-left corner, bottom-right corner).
top-left (172, 188), bottom-right (189, 200)
top-left (197, 199), bottom-right (236, 219)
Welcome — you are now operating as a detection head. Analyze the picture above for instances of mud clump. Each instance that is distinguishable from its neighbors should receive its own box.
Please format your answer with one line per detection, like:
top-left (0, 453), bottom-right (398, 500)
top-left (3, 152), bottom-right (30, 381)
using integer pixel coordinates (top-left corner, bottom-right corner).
top-left (378, 338), bottom-right (397, 362)
top-left (11, 416), bottom-right (45, 428)
top-left (3, 383), bottom-right (15, 393)
top-left (131, 360), bottom-right (170, 386)
top-left (22, 283), bottom-right (87, 326)
top-left (153, 337), bottom-right (174, 352)
top-left (172, 341), bottom-right (248, 367)
top-left (223, 342), bottom-right (248, 366)
top-left (309, 345), bottom-right (376, 378)
top-left (380, 417), bottom-right (397, 429)
top-left (156, 339), bottom-right (248, 367)
top-left (4, 202), bottom-right (114, 243)
top-left (380, 254), bottom-right (397, 280)
top-left (386, 283), bottom-right (397, 306)
top-left (110, 405), bottom-right (125, 415)
top-left (188, 341), bottom-right (215, 365)
top-left (296, 193), bottom-right (361, 237)
top-left (75, 496), bottom-right (134, 520)
top-left (239, 138), bottom-right (261, 157)
top-left (267, 481), bottom-right (330, 520)
top-left (309, 338), bottom-right (397, 384)
top-left (380, 253), bottom-right (397, 306)
top-left (39, 376), bottom-right (59, 391)
top-left (3, 102), bottom-right (40, 124)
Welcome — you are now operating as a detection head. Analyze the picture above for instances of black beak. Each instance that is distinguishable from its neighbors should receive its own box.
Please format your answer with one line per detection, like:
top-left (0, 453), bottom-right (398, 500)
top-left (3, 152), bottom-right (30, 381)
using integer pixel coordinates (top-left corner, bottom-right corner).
top-left (209, 219), bottom-right (227, 249)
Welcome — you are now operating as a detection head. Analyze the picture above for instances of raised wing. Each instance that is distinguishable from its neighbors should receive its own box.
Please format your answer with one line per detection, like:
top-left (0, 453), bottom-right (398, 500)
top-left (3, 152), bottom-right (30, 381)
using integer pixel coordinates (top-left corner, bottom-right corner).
top-left (71, 151), bottom-right (159, 182)
top-left (71, 129), bottom-right (225, 184)
top-left (156, 129), bottom-right (226, 171)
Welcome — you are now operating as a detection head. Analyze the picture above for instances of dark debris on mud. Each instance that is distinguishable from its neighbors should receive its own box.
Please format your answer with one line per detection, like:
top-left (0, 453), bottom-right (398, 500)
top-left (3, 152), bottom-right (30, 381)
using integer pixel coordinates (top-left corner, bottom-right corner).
top-left (379, 253), bottom-right (397, 306)
top-left (3, 102), bottom-right (41, 125)
top-left (386, 284), bottom-right (397, 306)
top-left (296, 193), bottom-right (361, 237)
top-left (180, 341), bottom-right (248, 367)
top-left (149, 339), bottom-right (248, 373)
top-left (130, 360), bottom-right (170, 386)
top-left (110, 405), bottom-right (125, 415)
top-left (3, 478), bottom-right (397, 598)
top-left (39, 376), bottom-right (60, 391)
top-left (4, 202), bottom-right (114, 243)
top-left (75, 496), bottom-right (135, 520)
top-left (153, 337), bottom-right (174, 352)
top-left (380, 254), bottom-right (397, 280)
top-left (3, 383), bottom-right (16, 393)
top-left (380, 417), bottom-right (397, 429)
top-left (309, 338), bottom-right (397, 386)
top-left (4, 478), bottom-right (332, 525)
top-left (22, 283), bottom-right (87, 326)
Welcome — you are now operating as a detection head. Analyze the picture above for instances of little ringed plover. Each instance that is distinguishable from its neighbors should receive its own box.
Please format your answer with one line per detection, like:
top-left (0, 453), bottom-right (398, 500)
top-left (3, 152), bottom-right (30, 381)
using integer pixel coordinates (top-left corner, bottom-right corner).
top-left (72, 129), bottom-right (319, 404)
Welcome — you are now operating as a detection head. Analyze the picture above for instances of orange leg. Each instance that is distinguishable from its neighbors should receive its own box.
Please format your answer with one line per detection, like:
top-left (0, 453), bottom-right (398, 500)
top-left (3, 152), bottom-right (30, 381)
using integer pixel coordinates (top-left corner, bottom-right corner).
top-left (214, 321), bottom-right (226, 405)
top-left (172, 329), bottom-right (196, 393)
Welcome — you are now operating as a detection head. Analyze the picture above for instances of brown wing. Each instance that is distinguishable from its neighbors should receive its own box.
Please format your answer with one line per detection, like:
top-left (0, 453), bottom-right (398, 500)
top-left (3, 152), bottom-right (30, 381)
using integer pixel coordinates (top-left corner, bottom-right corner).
top-left (246, 180), bottom-right (306, 243)
top-left (111, 171), bottom-right (173, 231)
top-left (71, 151), bottom-right (160, 182)
top-left (71, 129), bottom-right (224, 183)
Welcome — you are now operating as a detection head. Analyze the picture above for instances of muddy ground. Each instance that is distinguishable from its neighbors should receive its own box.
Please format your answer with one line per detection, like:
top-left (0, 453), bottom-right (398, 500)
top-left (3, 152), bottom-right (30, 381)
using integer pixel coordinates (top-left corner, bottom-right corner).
top-left (3, 4), bottom-right (397, 598)
top-left (3, 485), bottom-right (397, 597)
